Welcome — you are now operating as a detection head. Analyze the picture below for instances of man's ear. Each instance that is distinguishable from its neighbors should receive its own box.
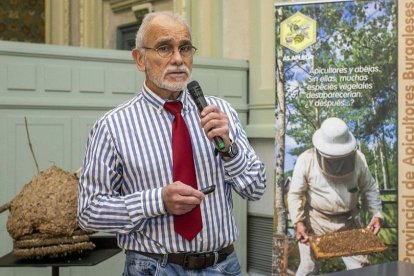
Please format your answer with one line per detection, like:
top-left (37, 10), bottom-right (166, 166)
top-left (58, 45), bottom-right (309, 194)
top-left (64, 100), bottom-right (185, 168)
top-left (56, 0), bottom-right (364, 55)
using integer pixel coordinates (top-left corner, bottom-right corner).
top-left (132, 48), bottom-right (145, 72)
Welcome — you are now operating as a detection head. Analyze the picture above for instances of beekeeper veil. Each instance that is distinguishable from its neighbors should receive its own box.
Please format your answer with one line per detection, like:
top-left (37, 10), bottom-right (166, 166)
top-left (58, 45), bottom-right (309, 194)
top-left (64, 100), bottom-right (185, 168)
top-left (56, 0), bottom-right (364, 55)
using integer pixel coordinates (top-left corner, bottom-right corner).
top-left (312, 117), bottom-right (357, 177)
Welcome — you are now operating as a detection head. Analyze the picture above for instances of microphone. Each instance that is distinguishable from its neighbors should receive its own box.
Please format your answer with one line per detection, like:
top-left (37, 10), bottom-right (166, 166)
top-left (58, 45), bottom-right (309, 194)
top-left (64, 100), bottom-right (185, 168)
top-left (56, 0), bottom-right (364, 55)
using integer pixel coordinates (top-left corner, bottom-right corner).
top-left (187, 80), bottom-right (226, 151)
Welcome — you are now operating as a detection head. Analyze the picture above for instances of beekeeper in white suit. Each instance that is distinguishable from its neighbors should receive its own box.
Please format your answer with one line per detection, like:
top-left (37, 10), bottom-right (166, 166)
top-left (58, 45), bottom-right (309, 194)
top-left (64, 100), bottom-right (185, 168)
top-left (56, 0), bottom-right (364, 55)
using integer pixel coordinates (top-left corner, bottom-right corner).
top-left (288, 117), bottom-right (383, 275)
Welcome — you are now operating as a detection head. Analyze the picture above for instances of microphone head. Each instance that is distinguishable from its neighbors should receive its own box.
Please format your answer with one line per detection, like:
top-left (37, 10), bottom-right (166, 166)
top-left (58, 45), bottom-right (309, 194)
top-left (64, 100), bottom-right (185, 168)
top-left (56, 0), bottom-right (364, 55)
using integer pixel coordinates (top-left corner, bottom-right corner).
top-left (187, 80), bottom-right (204, 99)
top-left (187, 80), bottom-right (208, 111)
top-left (187, 80), bottom-right (200, 91)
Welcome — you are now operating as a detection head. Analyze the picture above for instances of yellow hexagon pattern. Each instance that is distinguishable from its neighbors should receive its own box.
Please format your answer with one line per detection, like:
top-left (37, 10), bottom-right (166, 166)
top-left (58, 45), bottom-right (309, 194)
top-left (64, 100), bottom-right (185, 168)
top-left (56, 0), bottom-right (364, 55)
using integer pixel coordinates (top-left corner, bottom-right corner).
top-left (280, 12), bottom-right (317, 53)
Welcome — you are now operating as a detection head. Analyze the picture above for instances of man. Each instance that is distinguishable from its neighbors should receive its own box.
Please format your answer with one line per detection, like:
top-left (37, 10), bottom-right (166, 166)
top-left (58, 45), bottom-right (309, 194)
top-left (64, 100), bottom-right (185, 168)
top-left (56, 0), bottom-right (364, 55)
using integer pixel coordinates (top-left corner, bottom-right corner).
top-left (77, 11), bottom-right (266, 276)
top-left (288, 117), bottom-right (383, 275)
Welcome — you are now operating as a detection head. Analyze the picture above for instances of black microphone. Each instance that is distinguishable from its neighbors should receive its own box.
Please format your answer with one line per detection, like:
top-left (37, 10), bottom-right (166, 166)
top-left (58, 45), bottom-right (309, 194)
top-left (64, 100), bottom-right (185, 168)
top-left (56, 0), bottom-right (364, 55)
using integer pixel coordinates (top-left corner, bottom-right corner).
top-left (187, 80), bottom-right (226, 150)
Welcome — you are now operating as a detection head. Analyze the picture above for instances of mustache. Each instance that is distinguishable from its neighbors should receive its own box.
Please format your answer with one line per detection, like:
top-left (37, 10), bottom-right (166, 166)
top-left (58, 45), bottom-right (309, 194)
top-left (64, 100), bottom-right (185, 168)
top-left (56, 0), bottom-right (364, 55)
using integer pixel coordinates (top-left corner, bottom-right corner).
top-left (165, 66), bottom-right (190, 75)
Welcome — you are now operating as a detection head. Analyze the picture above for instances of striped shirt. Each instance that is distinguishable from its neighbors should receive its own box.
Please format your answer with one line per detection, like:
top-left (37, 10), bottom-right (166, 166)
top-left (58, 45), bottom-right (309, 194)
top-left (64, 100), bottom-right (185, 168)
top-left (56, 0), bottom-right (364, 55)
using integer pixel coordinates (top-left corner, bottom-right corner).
top-left (77, 85), bottom-right (266, 254)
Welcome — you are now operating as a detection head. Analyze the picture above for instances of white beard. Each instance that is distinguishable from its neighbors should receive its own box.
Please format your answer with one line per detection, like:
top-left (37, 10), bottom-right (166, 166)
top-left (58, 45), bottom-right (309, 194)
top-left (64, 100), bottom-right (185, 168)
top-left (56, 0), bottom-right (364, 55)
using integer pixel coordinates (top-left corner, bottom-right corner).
top-left (147, 62), bottom-right (191, 92)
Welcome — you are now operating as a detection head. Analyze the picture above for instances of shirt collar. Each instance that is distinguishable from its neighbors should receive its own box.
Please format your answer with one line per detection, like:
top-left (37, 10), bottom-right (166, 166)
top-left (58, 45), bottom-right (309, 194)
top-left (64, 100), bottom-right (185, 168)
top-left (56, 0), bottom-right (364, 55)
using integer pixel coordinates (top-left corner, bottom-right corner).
top-left (142, 83), bottom-right (194, 114)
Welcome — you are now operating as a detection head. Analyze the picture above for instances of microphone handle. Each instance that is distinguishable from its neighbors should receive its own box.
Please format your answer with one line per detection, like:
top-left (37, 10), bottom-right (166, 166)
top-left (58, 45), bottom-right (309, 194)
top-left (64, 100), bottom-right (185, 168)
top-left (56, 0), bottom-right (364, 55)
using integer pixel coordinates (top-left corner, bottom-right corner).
top-left (214, 136), bottom-right (225, 151)
top-left (188, 80), bottom-right (226, 151)
top-left (194, 97), bottom-right (226, 151)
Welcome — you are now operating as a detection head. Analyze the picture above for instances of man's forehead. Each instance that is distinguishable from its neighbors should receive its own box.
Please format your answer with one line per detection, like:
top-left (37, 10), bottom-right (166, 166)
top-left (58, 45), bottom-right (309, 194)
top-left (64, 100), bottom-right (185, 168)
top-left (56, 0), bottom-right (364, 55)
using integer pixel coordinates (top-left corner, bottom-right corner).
top-left (147, 16), bottom-right (191, 43)
top-left (153, 36), bottom-right (191, 46)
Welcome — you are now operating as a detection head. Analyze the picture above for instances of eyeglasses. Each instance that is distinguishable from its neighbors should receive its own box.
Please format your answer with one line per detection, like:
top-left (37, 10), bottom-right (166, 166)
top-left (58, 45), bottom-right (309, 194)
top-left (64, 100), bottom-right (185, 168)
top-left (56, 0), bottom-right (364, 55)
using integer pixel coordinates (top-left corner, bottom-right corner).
top-left (141, 44), bottom-right (197, 58)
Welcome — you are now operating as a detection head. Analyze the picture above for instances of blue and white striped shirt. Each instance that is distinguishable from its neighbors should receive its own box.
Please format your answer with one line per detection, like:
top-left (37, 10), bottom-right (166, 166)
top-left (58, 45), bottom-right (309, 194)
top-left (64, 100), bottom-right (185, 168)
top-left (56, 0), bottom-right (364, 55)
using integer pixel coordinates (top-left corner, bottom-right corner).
top-left (77, 85), bottom-right (266, 253)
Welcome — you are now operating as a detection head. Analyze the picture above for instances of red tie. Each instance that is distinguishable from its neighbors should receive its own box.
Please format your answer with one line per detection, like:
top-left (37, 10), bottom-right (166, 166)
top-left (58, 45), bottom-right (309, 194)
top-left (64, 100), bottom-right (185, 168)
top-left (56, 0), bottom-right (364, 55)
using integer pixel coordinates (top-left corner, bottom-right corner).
top-left (164, 101), bottom-right (202, 241)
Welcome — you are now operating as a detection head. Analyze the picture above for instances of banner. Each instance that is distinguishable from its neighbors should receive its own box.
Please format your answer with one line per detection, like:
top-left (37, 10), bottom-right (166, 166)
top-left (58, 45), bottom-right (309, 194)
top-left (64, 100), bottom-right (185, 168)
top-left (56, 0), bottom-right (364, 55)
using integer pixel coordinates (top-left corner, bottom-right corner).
top-left (398, 0), bottom-right (414, 264)
top-left (274, 0), bottom-right (398, 274)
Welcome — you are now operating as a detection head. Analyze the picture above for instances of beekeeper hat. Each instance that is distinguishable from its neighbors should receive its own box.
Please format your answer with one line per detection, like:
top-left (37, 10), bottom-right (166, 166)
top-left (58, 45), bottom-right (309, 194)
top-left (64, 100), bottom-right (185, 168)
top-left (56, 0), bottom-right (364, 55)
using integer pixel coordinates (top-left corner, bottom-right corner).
top-left (312, 117), bottom-right (356, 157)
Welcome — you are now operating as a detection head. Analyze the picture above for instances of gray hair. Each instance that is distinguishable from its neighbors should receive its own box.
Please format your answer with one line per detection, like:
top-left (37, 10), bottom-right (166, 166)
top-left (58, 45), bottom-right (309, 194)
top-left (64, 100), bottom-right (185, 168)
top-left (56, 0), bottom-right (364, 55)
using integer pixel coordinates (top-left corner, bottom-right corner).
top-left (135, 11), bottom-right (191, 51)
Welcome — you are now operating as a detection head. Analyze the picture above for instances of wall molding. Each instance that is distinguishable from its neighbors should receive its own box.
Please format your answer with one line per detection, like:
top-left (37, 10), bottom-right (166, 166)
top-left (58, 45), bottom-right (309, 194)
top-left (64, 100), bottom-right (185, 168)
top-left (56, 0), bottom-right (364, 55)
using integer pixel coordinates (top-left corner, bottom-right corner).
top-left (108, 0), bottom-right (154, 13)
top-left (45, 0), bottom-right (70, 45)
top-left (0, 40), bottom-right (248, 114)
top-left (79, 0), bottom-right (104, 48)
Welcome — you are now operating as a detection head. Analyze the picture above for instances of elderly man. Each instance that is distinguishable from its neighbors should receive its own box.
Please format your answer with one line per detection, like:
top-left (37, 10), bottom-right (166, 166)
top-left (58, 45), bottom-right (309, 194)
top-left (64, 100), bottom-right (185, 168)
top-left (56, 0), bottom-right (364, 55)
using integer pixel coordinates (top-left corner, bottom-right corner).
top-left (77, 11), bottom-right (266, 276)
top-left (288, 117), bottom-right (383, 275)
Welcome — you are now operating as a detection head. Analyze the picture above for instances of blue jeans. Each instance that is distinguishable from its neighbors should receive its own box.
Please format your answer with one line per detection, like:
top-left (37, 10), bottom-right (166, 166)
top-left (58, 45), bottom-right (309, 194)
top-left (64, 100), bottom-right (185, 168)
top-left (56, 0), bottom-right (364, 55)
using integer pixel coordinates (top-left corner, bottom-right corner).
top-left (123, 250), bottom-right (242, 276)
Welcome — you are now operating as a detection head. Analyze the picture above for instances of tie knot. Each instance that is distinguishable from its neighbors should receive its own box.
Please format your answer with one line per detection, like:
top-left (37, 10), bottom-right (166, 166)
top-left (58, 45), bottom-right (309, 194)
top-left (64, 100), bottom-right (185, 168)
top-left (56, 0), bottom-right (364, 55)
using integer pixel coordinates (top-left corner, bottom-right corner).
top-left (164, 101), bottom-right (183, 115)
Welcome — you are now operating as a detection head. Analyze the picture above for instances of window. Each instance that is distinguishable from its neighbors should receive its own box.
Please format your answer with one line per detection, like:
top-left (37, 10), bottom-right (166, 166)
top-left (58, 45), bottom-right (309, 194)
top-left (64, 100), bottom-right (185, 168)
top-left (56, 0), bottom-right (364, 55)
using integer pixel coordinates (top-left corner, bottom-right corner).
top-left (116, 23), bottom-right (139, 50)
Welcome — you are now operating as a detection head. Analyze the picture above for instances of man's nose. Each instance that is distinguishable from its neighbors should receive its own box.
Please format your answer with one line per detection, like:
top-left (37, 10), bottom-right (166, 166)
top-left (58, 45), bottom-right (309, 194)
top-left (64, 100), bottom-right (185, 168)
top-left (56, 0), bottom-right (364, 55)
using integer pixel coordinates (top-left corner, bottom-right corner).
top-left (170, 48), bottom-right (184, 65)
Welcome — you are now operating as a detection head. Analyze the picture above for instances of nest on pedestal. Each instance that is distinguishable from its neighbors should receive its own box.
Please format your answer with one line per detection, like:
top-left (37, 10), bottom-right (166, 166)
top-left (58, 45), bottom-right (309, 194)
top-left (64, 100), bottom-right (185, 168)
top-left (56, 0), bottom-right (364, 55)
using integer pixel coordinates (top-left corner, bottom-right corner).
top-left (5, 166), bottom-right (95, 259)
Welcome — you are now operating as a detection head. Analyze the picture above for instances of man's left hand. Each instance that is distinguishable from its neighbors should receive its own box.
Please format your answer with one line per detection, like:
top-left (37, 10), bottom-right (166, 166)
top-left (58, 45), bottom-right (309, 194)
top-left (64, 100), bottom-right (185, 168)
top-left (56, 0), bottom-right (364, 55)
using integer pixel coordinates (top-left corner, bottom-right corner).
top-left (367, 216), bottom-right (382, 235)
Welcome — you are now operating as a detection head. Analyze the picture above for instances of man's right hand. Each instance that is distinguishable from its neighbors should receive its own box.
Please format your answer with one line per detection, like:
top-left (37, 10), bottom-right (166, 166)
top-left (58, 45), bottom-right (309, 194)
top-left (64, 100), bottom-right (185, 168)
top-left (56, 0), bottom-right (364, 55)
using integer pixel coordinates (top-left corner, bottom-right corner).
top-left (295, 221), bottom-right (309, 244)
top-left (162, 181), bottom-right (205, 215)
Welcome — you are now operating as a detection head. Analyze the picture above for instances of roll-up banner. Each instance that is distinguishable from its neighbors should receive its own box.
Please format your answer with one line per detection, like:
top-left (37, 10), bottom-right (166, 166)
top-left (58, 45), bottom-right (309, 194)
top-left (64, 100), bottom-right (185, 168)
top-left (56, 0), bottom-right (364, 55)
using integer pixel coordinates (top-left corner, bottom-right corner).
top-left (274, 0), bottom-right (403, 274)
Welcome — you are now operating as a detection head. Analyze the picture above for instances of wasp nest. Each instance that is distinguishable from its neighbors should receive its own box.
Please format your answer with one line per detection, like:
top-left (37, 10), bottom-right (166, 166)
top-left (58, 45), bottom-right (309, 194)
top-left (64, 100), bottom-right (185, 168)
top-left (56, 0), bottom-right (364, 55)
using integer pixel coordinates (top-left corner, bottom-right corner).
top-left (6, 166), bottom-right (95, 258)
